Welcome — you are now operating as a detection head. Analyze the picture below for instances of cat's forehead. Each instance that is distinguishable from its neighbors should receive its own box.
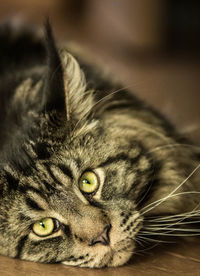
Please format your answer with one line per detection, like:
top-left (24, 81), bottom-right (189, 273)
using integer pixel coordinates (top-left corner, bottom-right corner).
top-left (58, 128), bottom-right (143, 169)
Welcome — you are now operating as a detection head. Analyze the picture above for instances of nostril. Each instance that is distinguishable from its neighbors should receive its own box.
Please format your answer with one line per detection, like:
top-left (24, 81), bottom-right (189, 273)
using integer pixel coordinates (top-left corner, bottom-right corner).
top-left (90, 224), bottom-right (111, 246)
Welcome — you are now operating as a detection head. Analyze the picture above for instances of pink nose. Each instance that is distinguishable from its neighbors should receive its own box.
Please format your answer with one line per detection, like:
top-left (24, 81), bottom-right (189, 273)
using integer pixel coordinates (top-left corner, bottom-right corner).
top-left (90, 225), bottom-right (111, 246)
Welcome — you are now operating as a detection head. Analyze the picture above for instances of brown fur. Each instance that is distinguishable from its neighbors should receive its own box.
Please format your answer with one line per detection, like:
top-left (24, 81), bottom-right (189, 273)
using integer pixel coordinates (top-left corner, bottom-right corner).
top-left (0, 23), bottom-right (199, 268)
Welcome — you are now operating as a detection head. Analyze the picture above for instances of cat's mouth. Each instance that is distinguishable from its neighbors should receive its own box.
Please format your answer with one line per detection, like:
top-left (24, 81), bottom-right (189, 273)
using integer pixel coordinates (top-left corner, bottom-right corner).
top-left (92, 241), bottom-right (135, 268)
top-left (62, 214), bottom-right (142, 268)
top-left (62, 238), bottom-right (135, 268)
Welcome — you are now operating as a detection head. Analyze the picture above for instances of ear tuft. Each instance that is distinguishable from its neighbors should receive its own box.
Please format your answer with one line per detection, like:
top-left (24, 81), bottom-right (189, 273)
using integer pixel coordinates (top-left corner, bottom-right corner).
top-left (42, 20), bottom-right (65, 111)
top-left (60, 50), bottom-right (96, 136)
top-left (41, 23), bottom-right (97, 137)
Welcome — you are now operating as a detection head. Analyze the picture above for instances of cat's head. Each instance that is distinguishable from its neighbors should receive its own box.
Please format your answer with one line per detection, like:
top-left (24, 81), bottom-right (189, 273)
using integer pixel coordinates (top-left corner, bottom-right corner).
top-left (0, 23), bottom-right (196, 268)
top-left (0, 22), bottom-right (154, 268)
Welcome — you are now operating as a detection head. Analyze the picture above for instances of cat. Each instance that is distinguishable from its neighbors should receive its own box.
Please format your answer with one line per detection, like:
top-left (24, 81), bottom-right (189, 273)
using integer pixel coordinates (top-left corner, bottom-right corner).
top-left (0, 20), bottom-right (199, 268)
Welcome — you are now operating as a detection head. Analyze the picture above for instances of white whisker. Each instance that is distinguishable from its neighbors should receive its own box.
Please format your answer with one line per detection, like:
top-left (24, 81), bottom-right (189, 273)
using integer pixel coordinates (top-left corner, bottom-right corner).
top-left (146, 211), bottom-right (200, 223)
top-left (140, 231), bottom-right (200, 237)
top-left (144, 227), bottom-right (200, 232)
top-left (72, 86), bottom-right (130, 136)
top-left (140, 164), bottom-right (200, 216)
top-left (148, 143), bottom-right (200, 154)
top-left (141, 203), bottom-right (200, 238)
top-left (142, 192), bottom-right (200, 218)
top-left (136, 235), bottom-right (172, 243)
top-left (146, 219), bottom-right (200, 226)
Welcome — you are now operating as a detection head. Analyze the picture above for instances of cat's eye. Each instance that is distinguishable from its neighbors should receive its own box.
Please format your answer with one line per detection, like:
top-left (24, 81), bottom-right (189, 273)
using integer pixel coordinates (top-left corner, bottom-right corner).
top-left (79, 171), bottom-right (99, 194)
top-left (32, 218), bottom-right (60, 237)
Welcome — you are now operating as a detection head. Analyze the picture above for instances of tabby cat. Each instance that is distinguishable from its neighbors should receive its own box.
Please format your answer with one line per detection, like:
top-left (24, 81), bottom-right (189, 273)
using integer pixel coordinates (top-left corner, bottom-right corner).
top-left (0, 21), bottom-right (199, 268)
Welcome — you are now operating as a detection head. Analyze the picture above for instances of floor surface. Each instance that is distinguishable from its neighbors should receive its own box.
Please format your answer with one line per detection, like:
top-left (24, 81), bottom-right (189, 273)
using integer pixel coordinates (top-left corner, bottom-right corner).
top-left (1, 240), bottom-right (200, 275)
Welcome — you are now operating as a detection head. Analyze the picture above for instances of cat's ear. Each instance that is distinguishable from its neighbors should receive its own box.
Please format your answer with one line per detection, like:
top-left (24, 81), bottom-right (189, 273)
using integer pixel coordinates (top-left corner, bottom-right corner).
top-left (60, 50), bottom-right (95, 133)
top-left (42, 22), bottom-right (95, 136)
top-left (42, 21), bottom-right (65, 111)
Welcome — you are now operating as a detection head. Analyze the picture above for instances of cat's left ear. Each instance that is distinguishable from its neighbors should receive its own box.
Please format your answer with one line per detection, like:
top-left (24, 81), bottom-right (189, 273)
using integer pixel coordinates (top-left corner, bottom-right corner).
top-left (42, 21), bottom-right (65, 111)
top-left (42, 22), bottom-right (95, 134)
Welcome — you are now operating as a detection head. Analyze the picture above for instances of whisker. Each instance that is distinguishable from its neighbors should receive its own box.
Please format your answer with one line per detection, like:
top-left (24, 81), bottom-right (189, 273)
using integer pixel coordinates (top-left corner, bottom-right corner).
top-left (148, 143), bottom-right (200, 154)
top-left (141, 221), bottom-right (200, 237)
top-left (145, 202), bottom-right (200, 224)
top-left (141, 193), bottom-right (199, 216)
top-left (134, 238), bottom-right (144, 247)
top-left (71, 86), bottom-right (131, 134)
top-left (140, 164), bottom-right (200, 216)
top-left (136, 180), bottom-right (154, 207)
top-left (145, 219), bottom-right (200, 226)
top-left (144, 227), bottom-right (200, 232)
top-left (135, 243), bottom-right (163, 254)
top-left (142, 203), bottom-right (200, 237)
top-left (140, 231), bottom-right (200, 237)
top-left (146, 208), bottom-right (200, 221)
top-left (132, 122), bottom-right (170, 142)
top-left (136, 235), bottom-right (172, 244)
top-left (50, 63), bottom-right (62, 82)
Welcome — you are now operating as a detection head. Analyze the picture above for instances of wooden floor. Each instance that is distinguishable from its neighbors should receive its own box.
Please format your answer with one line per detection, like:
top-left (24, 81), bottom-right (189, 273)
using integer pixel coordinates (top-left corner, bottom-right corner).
top-left (1, 239), bottom-right (200, 275)
top-left (0, 1), bottom-right (200, 275)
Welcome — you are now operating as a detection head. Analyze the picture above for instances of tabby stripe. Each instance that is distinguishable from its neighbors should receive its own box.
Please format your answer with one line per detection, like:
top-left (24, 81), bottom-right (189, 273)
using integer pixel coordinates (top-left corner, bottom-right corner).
top-left (34, 142), bottom-right (50, 160)
top-left (136, 180), bottom-right (155, 207)
top-left (106, 102), bottom-right (137, 111)
top-left (42, 179), bottom-right (57, 193)
top-left (49, 258), bottom-right (61, 264)
top-left (15, 235), bottom-right (28, 258)
top-left (4, 170), bottom-right (19, 190)
top-left (26, 197), bottom-right (44, 211)
top-left (63, 224), bottom-right (72, 237)
top-left (128, 164), bottom-right (153, 188)
top-left (133, 175), bottom-right (156, 206)
top-left (32, 236), bottom-right (62, 246)
top-left (90, 200), bottom-right (104, 209)
top-left (98, 153), bottom-right (141, 168)
top-left (57, 164), bottom-right (73, 179)
top-left (19, 186), bottom-right (48, 201)
top-left (19, 213), bottom-right (32, 222)
top-left (15, 148), bottom-right (36, 176)
top-left (48, 112), bottom-right (64, 127)
top-left (44, 163), bottom-right (64, 186)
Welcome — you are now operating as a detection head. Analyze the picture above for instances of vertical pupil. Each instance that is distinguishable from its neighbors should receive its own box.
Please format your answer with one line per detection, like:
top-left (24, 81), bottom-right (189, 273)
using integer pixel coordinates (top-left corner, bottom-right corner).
top-left (83, 179), bottom-right (90, 184)
top-left (40, 222), bottom-right (45, 229)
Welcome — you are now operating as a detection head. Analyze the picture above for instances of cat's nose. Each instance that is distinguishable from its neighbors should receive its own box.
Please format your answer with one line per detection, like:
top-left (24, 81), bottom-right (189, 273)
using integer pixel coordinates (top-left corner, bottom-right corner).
top-left (90, 224), bottom-right (111, 246)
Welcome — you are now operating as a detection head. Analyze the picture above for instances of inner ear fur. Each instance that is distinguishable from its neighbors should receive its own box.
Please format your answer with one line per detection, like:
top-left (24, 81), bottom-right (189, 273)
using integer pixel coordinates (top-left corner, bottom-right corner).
top-left (41, 22), bottom-right (95, 136)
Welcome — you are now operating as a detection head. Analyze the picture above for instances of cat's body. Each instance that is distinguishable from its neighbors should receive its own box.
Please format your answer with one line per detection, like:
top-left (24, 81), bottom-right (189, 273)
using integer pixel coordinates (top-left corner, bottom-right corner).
top-left (0, 22), bottom-right (199, 268)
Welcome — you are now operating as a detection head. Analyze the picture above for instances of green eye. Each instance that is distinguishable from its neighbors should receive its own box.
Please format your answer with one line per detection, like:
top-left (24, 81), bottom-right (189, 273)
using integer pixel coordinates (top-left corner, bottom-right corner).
top-left (32, 218), bottom-right (56, 237)
top-left (79, 171), bottom-right (99, 194)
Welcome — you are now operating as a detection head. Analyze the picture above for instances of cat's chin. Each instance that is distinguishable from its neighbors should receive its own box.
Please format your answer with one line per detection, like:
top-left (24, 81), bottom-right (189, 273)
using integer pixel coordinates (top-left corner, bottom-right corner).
top-left (62, 250), bottom-right (133, 268)
top-left (106, 248), bottom-right (134, 268)
top-left (62, 242), bottom-right (135, 268)
top-left (106, 239), bottom-right (135, 268)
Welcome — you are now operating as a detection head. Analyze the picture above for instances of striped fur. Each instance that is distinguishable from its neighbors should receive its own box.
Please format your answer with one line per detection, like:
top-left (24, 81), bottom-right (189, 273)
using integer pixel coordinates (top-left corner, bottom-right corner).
top-left (0, 22), bottom-right (200, 268)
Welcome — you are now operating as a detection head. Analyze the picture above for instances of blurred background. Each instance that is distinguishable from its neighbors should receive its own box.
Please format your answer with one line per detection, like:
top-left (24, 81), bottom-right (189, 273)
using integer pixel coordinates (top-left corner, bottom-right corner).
top-left (0, 0), bottom-right (199, 142)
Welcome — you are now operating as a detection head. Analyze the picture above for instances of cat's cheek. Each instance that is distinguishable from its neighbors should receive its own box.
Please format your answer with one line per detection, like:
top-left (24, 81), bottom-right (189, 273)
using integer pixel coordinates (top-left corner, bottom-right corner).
top-left (67, 244), bottom-right (111, 267)
top-left (105, 210), bottom-right (142, 266)
top-left (109, 210), bottom-right (142, 246)
top-left (108, 244), bottom-right (135, 267)
top-left (74, 238), bottom-right (135, 267)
